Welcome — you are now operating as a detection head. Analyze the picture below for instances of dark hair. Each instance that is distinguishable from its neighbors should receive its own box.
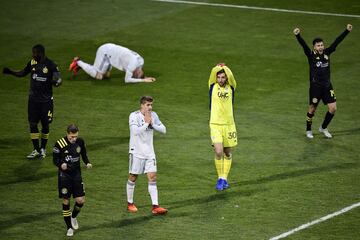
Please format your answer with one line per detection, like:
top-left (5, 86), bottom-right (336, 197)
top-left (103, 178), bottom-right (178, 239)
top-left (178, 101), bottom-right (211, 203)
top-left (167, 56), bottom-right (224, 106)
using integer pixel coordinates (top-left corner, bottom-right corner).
top-left (312, 38), bottom-right (323, 46)
top-left (140, 96), bottom-right (153, 104)
top-left (32, 44), bottom-right (45, 55)
top-left (67, 124), bottom-right (79, 134)
top-left (216, 69), bottom-right (225, 75)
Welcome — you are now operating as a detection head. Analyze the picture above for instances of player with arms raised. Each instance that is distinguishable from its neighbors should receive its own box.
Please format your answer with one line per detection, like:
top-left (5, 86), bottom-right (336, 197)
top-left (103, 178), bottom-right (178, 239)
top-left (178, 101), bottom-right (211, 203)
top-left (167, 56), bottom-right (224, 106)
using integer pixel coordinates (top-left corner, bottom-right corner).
top-left (209, 64), bottom-right (237, 191)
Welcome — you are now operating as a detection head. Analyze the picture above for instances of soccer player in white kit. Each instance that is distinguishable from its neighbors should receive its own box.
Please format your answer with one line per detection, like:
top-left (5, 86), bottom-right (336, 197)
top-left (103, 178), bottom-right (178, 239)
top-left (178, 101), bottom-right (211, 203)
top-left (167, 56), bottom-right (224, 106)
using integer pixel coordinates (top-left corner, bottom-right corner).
top-left (126, 96), bottom-right (168, 215)
top-left (69, 43), bottom-right (156, 83)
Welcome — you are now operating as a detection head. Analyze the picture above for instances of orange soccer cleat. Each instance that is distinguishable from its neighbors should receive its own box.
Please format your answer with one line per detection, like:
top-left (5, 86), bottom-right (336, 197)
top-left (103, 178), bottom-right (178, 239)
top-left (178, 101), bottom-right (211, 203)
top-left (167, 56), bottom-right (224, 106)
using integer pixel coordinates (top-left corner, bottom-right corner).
top-left (69, 57), bottom-right (80, 76)
top-left (152, 205), bottom-right (168, 215)
top-left (127, 203), bottom-right (138, 213)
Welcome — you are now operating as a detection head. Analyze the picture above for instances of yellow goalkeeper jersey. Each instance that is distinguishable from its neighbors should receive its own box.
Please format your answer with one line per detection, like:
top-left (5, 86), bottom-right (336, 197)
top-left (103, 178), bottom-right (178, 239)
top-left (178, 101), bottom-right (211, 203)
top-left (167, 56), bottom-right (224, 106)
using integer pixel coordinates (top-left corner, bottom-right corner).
top-left (208, 65), bottom-right (236, 125)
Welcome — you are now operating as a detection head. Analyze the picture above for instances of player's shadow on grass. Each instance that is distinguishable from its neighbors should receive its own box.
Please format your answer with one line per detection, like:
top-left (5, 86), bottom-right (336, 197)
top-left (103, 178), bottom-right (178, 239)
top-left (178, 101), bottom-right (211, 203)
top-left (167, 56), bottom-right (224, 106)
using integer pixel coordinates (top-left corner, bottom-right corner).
top-left (0, 161), bottom-right (55, 186)
top-left (332, 127), bottom-right (360, 136)
top-left (86, 136), bottom-right (128, 151)
top-left (0, 210), bottom-right (58, 230)
top-left (231, 162), bottom-right (358, 187)
top-left (79, 212), bottom-right (190, 232)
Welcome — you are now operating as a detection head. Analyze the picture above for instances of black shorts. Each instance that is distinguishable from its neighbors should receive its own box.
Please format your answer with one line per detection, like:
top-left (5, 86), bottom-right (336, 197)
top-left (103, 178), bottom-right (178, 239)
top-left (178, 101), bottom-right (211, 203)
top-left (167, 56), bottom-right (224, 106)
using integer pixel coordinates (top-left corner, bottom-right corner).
top-left (58, 171), bottom-right (85, 199)
top-left (309, 84), bottom-right (336, 106)
top-left (28, 99), bottom-right (53, 124)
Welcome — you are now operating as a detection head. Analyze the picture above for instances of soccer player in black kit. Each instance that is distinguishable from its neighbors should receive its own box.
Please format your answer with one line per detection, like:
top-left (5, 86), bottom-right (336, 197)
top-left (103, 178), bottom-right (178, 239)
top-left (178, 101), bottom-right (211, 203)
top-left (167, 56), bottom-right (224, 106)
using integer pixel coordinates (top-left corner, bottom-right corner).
top-left (293, 24), bottom-right (353, 139)
top-left (3, 44), bottom-right (62, 159)
top-left (53, 124), bottom-right (92, 237)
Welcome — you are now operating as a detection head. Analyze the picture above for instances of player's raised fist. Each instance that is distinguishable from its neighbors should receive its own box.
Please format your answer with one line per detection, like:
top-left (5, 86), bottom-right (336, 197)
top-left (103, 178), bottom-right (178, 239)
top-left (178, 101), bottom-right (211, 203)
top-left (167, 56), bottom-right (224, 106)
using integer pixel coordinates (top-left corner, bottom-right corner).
top-left (347, 24), bottom-right (353, 32)
top-left (293, 28), bottom-right (300, 35)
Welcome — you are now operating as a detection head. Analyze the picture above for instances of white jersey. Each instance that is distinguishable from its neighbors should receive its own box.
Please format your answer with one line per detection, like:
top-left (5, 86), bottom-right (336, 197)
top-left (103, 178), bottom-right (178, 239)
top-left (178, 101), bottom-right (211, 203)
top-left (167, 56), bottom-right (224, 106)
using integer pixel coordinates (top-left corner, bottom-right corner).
top-left (129, 110), bottom-right (166, 159)
top-left (96, 43), bottom-right (144, 83)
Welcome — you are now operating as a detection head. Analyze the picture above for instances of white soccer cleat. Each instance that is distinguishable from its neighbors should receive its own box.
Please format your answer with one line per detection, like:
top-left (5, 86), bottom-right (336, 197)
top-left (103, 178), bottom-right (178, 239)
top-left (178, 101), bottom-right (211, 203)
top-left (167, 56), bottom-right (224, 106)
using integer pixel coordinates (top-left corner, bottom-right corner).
top-left (306, 131), bottom-right (314, 139)
top-left (27, 150), bottom-right (40, 159)
top-left (66, 228), bottom-right (74, 237)
top-left (39, 148), bottom-right (46, 160)
top-left (319, 127), bottom-right (332, 138)
top-left (71, 217), bottom-right (79, 230)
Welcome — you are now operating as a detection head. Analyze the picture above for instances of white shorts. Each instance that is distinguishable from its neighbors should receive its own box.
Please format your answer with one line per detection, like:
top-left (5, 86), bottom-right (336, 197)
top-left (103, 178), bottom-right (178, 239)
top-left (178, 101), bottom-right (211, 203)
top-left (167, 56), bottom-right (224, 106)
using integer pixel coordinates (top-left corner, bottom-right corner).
top-left (129, 154), bottom-right (157, 174)
top-left (93, 46), bottom-right (112, 74)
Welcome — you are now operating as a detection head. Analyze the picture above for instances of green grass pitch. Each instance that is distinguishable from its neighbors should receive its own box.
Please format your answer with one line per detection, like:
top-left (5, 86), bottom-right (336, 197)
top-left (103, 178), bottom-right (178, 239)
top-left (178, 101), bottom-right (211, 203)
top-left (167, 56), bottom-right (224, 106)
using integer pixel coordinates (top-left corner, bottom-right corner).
top-left (0, 0), bottom-right (359, 239)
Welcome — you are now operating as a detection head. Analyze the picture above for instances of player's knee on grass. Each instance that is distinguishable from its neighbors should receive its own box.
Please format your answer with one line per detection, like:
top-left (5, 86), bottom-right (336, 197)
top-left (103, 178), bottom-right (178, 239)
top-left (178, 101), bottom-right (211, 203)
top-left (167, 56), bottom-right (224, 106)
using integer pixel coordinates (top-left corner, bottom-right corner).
top-left (95, 72), bottom-right (104, 80)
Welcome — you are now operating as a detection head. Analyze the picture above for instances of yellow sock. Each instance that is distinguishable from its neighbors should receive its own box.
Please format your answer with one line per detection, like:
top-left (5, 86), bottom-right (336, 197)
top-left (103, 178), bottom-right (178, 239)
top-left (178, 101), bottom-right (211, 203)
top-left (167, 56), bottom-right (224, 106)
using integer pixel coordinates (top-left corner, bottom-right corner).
top-left (223, 155), bottom-right (232, 180)
top-left (214, 158), bottom-right (223, 178)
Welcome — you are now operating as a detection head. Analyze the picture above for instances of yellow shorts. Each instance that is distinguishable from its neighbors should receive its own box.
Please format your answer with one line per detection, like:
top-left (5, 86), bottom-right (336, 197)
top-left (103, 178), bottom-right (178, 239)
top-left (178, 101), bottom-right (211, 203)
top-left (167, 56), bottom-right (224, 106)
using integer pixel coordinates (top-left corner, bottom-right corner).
top-left (210, 123), bottom-right (237, 147)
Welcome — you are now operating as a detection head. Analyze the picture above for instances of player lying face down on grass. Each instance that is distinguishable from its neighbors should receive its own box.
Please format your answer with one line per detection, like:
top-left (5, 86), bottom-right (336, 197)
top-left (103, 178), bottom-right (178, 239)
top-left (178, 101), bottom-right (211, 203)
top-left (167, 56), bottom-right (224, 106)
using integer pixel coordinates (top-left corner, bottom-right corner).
top-left (69, 43), bottom-right (156, 83)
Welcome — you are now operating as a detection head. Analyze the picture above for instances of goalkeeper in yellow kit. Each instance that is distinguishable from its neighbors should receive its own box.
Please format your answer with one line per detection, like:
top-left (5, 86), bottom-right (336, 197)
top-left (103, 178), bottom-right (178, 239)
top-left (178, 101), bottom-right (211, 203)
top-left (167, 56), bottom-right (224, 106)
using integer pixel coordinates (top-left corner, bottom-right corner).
top-left (208, 63), bottom-right (237, 191)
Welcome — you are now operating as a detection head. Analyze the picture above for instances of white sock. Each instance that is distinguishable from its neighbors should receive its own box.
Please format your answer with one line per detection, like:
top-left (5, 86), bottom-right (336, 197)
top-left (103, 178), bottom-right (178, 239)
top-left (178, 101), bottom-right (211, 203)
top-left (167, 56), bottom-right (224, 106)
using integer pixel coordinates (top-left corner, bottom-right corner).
top-left (126, 180), bottom-right (135, 204)
top-left (148, 182), bottom-right (158, 206)
top-left (77, 60), bottom-right (97, 78)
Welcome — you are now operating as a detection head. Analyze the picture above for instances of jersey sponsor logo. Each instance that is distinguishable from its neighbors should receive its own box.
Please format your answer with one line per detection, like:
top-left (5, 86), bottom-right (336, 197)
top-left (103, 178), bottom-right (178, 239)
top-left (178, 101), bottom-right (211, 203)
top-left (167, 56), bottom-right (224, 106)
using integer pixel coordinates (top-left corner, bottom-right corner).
top-left (42, 67), bottom-right (48, 74)
top-left (217, 92), bottom-right (229, 99)
top-left (316, 61), bottom-right (329, 68)
top-left (32, 73), bottom-right (47, 82)
top-left (312, 98), bottom-right (318, 104)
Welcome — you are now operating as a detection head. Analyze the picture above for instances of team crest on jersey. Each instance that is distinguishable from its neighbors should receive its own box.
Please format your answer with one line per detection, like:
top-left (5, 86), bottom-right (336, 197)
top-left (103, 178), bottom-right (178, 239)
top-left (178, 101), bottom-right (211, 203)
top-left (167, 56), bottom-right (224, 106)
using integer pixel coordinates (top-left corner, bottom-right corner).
top-left (61, 188), bottom-right (68, 194)
top-left (42, 67), bottom-right (48, 74)
top-left (65, 150), bottom-right (69, 154)
top-left (31, 59), bottom-right (37, 65)
top-left (324, 55), bottom-right (328, 60)
top-left (76, 146), bottom-right (81, 153)
top-left (312, 98), bottom-right (318, 104)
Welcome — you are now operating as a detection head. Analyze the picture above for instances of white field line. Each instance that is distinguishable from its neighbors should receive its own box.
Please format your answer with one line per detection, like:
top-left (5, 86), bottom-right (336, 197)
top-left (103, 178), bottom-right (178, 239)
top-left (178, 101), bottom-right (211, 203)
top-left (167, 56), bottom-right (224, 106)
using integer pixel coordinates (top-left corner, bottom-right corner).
top-left (269, 202), bottom-right (360, 240)
top-left (152, 0), bottom-right (360, 18)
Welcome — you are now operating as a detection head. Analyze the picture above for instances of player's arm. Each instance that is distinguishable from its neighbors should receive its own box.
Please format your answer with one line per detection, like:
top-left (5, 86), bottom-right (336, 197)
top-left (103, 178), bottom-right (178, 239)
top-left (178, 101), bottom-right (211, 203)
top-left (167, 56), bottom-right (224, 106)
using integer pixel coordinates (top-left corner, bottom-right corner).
top-left (79, 138), bottom-right (92, 169)
top-left (3, 62), bottom-right (31, 77)
top-left (151, 113), bottom-right (166, 134)
top-left (223, 66), bottom-right (236, 89)
top-left (53, 142), bottom-right (64, 169)
top-left (129, 113), bottom-right (149, 135)
top-left (327, 24), bottom-right (352, 54)
top-left (293, 28), bottom-right (311, 57)
top-left (124, 71), bottom-right (155, 83)
top-left (51, 64), bottom-right (62, 87)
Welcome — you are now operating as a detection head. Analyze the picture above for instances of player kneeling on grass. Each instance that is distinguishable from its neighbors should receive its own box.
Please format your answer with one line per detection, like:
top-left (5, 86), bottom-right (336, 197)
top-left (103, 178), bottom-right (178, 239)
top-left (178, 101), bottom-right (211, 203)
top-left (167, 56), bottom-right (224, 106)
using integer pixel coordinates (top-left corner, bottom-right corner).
top-left (53, 124), bottom-right (92, 237)
top-left (126, 96), bottom-right (168, 215)
top-left (69, 43), bottom-right (156, 83)
top-left (209, 64), bottom-right (238, 191)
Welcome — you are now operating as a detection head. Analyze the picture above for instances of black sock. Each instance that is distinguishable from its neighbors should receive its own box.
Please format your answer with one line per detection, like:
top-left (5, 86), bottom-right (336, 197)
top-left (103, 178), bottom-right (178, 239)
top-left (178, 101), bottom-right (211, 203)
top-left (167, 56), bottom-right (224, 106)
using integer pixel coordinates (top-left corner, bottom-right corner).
top-left (30, 133), bottom-right (40, 151)
top-left (322, 111), bottom-right (334, 129)
top-left (40, 132), bottom-right (49, 149)
top-left (72, 202), bottom-right (84, 218)
top-left (62, 204), bottom-right (72, 229)
top-left (306, 112), bottom-right (314, 131)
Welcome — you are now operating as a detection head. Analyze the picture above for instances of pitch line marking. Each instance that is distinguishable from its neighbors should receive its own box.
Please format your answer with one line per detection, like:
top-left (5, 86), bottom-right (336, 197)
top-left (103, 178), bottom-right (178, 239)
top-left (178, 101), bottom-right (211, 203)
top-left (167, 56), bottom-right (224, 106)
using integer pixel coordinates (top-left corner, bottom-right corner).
top-left (152, 0), bottom-right (360, 18)
top-left (269, 201), bottom-right (360, 240)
